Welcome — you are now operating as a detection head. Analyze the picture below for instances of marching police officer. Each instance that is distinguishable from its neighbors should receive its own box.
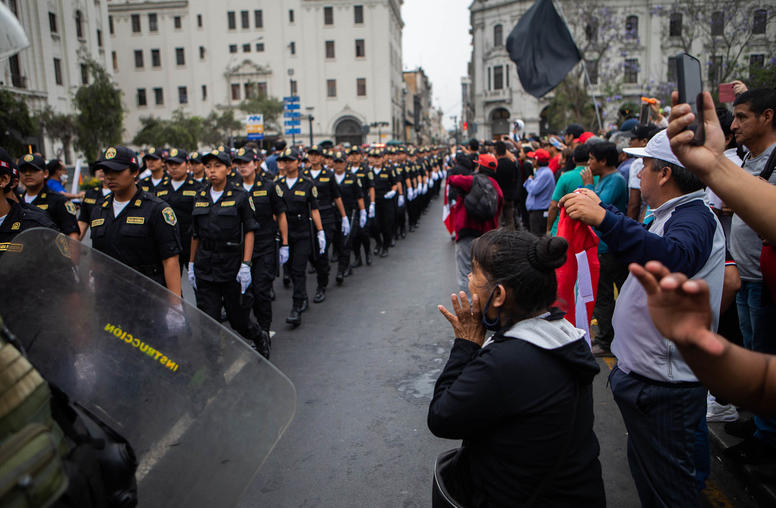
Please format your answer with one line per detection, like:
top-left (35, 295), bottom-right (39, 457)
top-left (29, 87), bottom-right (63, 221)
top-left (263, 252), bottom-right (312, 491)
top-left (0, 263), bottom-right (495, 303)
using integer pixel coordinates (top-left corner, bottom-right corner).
top-left (187, 148), bottom-right (269, 357)
top-left (189, 151), bottom-right (206, 184)
top-left (89, 146), bottom-right (182, 295)
top-left (78, 167), bottom-right (111, 240)
top-left (348, 147), bottom-right (375, 267)
top-left (302, 145), bottom-right (350, 303)
top-left (17, 154), bottom-right (80, 240)
top-left (234, 147), bottom-right (289, 335)
top-left (369, 149), bottom-right (402, 258)
top-left (332, 151), bottom-right (367, 283)
top-left (155, 148), bottom-right (202, 274)
top-left (138, 147), bottom-right (168, 193)
top-left (275, 147), bottom-right (325, 327)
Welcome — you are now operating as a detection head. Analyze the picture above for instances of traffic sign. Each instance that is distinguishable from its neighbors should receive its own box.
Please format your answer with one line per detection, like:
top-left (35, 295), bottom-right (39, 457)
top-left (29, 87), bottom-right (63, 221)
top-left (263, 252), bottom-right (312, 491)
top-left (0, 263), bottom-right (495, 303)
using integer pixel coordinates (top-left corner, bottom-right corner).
top-left (284, 119), bottom-right (301, 126)
top-left (283, 96), bottom-right (300, 103)
top-left (285, 128), bottom-right (301, 135)
top-left (283, 111), bottom-right (301, 119)
top-left (284, 103), bottom-right (300, 110)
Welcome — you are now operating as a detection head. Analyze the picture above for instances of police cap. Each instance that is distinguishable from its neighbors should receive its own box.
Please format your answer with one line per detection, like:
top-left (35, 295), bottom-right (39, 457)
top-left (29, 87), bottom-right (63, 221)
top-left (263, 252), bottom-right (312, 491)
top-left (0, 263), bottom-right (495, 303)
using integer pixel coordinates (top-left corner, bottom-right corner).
top-left (201, 148), bottom-right (231, 166)
top-left (0, 147), bottom-right (17, 177)
top-left (95, 146), bottom-right (140, 172)
top-left (189, 151), bottom-right (203, 164)
top-left (17, 154), bottom-right (46, 172)
top-left (347, 146), bottom-right (362, 156)
top-left (307, 145), bottom-right (321, 155)
top-left (233, 147), bottom-right (257, 163)
top-left (142, 147), bottom-right (162, 160)
top-left (277, 146), bottom-right (301, 161)
top-left (332, 151), bottom-right (346, 162)
top-left (165, 148), bottom-right (189, 164)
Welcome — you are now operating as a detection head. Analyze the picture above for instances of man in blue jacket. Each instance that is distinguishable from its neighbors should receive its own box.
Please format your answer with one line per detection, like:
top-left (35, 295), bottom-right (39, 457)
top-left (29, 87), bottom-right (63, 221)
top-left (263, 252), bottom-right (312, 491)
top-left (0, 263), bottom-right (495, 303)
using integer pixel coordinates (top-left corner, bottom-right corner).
top-left (560, 129), bottom-right (725, 507)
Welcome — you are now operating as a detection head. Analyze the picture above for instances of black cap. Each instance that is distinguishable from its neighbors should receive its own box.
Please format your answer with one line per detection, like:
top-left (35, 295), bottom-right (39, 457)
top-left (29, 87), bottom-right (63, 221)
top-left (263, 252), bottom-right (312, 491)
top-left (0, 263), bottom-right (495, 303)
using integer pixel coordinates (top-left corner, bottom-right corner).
top-left (142, 147), bottom-right (162, 160)
top-left (201, 148), bottom-right (231, 166)
top-left (95, 146), bottom-right (140, 172)
top-left (17, 154), bottom-right (46, 172)
top-left (563, 123), bottom-right (585, 138)
top-left (332, 151), bottom-right (346, 162)
top-left (277, 146), bottom-right (301, 161)
top-left (165, 148), bottom-right (189, 164)
top-left (233, 147), bottom-right (257, 163)
top-left (307, 145), bottom-right (321, 155)
top-left (368, 148), bottom-right (383, 158)
top-left (189, 151), bottom-right (203, 163)
top-left (347, 146), bottom-right (362, 155)
top-left (631, 124), bottom-right (658, 141)
top-left (0, 147), bottom-right (17, 176)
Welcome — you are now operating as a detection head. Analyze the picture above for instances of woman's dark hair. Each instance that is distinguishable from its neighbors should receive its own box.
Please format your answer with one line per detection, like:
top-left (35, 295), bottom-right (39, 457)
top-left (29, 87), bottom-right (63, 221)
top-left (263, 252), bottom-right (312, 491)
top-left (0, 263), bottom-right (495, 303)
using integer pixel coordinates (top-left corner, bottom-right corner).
top-left (472, 229), bottom-right (568, 323)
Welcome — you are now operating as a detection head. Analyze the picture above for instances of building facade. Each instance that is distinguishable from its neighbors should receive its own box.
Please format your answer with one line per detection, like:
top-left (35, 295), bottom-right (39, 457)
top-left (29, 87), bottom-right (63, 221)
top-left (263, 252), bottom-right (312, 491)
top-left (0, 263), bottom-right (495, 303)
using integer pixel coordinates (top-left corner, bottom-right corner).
top-left (467, 0), bottom-right (775, 139)
top-left (402, 67), bottom-right (434, 145)
top-left (107, 0), bottom-right (404, 146)
top-left (1, 0), bottom-right (112, 160)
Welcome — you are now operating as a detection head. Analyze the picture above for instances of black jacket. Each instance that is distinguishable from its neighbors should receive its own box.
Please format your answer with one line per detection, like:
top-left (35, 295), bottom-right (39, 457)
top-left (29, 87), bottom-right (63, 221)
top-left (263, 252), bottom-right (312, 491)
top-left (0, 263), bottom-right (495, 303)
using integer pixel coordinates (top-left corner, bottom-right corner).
top-left (428, 312), bottom-right (605, 507)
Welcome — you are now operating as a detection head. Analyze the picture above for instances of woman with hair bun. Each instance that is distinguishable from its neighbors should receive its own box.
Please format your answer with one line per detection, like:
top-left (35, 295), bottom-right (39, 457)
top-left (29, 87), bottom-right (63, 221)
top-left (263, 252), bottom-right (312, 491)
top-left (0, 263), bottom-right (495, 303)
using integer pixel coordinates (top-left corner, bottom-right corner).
top-left (429, 229), bottom-right (605, 507)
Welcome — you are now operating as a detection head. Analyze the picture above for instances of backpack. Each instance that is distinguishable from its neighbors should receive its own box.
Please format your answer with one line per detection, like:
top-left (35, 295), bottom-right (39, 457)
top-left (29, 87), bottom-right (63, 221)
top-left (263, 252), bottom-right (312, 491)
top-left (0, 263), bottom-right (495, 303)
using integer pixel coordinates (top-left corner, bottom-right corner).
top-left (464, 173), bottom-right (499, 222)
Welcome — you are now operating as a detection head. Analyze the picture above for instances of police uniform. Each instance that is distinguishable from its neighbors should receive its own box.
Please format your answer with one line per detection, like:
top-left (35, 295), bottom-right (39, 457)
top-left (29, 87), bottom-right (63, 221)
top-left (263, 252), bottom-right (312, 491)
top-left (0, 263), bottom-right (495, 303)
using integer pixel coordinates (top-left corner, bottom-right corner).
top-left (0, 200), bottom-right (57, 257)
top-left (78, 185), bottom-right (111, 226)
top-left (234, 148), bottom-right (287, 334)
top-left (138, 147), bottom-right (167, 193)
top-left (189, 151), bottom-right (206, 184)
top-left (275, 147), bottom-right (320, 318)
top-left (332, 151), bottom-right (364, 280)
top-left (191, 149), bottom-right (266, 353)
top-left (16, 154), bottom-right (79, 237)
top-left (370, 151), bottom-right (397, 257)
top-left (349, 148), bottom-right (374, 266)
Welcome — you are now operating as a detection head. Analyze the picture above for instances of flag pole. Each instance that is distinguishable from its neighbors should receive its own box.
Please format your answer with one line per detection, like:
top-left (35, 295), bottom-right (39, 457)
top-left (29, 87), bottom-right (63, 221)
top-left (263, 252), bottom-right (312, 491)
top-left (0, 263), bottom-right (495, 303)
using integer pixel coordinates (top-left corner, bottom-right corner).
top-left (552, 0), bottom-right (603, 133)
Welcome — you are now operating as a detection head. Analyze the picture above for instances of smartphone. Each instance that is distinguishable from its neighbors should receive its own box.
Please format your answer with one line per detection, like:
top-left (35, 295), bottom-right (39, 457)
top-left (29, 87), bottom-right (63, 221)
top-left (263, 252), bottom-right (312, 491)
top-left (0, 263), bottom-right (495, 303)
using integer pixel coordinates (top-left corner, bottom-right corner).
top-left (639, 103), bottom-right (650, 125)
top-left (676, 53), bottom-right (705, 145)
top-left (719, 83), bottom-right (735, 103)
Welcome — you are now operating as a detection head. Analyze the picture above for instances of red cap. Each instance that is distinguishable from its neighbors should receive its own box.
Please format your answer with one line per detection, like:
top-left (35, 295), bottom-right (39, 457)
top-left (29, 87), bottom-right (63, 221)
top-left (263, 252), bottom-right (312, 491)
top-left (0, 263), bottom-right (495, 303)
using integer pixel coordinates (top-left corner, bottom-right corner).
top-left (477, 153), bottom-right (498, 170)
top-left (573, 132), bottom-right (595, 144)
top-left (527, 148), bottom-right (551, 162)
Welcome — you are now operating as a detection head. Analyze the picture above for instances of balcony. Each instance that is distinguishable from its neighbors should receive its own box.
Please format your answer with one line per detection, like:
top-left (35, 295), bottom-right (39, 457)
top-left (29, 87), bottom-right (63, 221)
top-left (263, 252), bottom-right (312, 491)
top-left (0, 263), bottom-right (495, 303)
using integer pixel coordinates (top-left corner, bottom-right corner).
top-left (482, 88), bottom-right (511, 104)
top-left (11, 74), bottom-right (27, 89)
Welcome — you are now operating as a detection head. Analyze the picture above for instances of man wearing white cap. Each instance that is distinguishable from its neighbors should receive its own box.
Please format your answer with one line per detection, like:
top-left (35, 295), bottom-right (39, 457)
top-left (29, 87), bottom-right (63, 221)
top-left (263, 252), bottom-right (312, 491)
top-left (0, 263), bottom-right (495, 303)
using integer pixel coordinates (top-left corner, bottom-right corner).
top-left (560, 129), bottom-right (725, 506)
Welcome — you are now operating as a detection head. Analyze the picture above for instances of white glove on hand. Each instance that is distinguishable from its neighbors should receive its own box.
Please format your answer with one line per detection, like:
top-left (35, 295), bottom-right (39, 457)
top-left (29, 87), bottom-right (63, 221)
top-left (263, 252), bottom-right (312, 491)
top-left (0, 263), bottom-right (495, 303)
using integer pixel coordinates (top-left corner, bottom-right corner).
top-left (423, 183), bottom-right (428, 194)
top-left (368, 202), bottom-right (376, 218)
top-left (188, 262), bottom-right (197, 290)
top-left (279, 245), bottom-right (289, 265)
top-left (407, 188), bottom-right (414, 201)
top-left (360, 209), bottom-right (367, 228)
top-left (317, 230), bottom-right (326, 255)
top-left (398, 195), bottom-right (405, 208)
top-left (341, 216), bottom-right (351, 236)
top-left (384, 190), bottom-right (397, 200)
top-left (237, 262), bottom-right (252, 294)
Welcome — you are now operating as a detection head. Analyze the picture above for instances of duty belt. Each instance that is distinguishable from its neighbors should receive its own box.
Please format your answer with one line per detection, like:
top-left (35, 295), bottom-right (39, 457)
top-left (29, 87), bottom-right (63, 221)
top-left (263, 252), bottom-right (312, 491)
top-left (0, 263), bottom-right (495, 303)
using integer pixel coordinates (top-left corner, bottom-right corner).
top-left (287, 213), bottom-right (309, 223)
top-left (201, 239), bottom-right (241, 252)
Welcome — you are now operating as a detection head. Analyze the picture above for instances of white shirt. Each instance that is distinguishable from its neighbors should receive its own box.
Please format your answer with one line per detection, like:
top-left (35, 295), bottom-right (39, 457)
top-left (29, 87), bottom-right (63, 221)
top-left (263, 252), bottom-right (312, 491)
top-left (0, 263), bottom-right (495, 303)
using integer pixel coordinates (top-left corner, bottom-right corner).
top-left (113, 199), bottom-right (130, 217)
top-left (242, 183), bottom-right (253, 192)
top-left (151, 177), bottom-right (163, 187)
top-left (0, 213), bottom-right (7, 228)
top-left (171, 179), bottom-right (185, 191)
top-left (628, 158), bottom-right (643, 190)
top-left (209, 189), bottom-right (224, 203)
top-left (334, 173), bottom-right (346, 184)
top-left (310, 169), bottom-right (322, 179)
top-left (102, 188), bottom-right (112, 196)
top-left (285, 177), bottom-right (298, 189)
top-left (23, 193), bottom-right (37, 204)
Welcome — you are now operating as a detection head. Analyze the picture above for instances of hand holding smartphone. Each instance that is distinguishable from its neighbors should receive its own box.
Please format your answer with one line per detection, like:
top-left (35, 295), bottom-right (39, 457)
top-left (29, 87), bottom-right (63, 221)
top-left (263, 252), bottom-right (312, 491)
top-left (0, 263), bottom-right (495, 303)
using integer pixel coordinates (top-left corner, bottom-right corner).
top-left (676, 53), bottom-right (705, 145)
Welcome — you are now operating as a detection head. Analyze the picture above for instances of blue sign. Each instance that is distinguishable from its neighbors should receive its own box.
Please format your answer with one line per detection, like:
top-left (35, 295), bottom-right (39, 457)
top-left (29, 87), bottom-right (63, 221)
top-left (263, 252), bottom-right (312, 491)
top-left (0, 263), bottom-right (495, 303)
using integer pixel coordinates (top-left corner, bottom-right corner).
top-left (247, 133), bottom-right (264, 140)
top-left (284, 119), bottom-right (301, 126)
top-left (283, 96), bottom-right (300, 103)
top-left (283, 111), bottom-right (301, 119)
top-left (284, 103), bottom-right (300, 110)
top-left (285, 128), bottom-right (301, 135)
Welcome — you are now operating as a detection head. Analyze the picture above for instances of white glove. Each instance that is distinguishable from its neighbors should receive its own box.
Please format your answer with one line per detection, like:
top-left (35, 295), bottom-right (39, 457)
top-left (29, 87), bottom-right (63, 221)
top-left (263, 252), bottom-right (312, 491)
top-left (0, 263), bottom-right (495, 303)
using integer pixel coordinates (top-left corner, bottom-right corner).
top-left (407, 188), bottom-right (414, 201)
top-left (384, 190), bottom-right (396, 199)
top-left (317, 230), bottom-right (326, 255)
top-left (422, 183), bottom-right (428, 194)
top-left (279, 245), bottom-right (289, 265)
top-left (359, 209), bottom-right (367, 228)
top-left (398, 195), bottom-right (405, 208)
top-left (368, 202), bottom-right (376, 218)
top-left (188, 262), bottom-right (197, 290)
top-left (237, 262), bottom-right (252, 294)
top-left (341, 216), bottom-right (351, 236)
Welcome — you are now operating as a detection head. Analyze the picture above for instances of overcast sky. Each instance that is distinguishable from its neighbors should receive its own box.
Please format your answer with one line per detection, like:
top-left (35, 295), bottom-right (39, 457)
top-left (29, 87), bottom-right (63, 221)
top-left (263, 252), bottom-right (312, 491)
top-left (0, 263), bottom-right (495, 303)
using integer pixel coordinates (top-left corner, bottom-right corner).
top-left (402, 0), bottom-right (472, 130)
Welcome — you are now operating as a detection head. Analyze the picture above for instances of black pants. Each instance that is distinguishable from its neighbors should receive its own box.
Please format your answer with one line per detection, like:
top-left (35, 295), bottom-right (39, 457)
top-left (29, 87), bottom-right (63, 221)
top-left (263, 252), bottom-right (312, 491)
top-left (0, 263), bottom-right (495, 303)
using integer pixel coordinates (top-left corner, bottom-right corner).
top-left (336, 212), bottom-right (355, 273)
top-left (528, 210), bottom-right (547, 236)
top-left (178, 231), bottom-right (192, 275)
top-left (196, 278), bottom-right (261, 344)
top-left (251, 247), bottom-right (276, 332)
top-left (375, 198), bottom-right (395, 250)
top-left (354, 213), bottom-right (371, 259)
top-left (312, 216), bottom-right (336, 289)
top-left (594, 252), bottom-right (629, 347)
top-left (288, 232), bottom-right (312, 306)
top-left (395, 200), bottom-right (406, 237)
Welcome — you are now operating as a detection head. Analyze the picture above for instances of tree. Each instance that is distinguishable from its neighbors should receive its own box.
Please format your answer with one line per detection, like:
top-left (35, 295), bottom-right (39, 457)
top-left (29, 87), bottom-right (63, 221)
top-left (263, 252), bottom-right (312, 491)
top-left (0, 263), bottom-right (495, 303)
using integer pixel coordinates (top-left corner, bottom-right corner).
top-left (239, 91), bottom-right (283, 133)
top-left (200, 109), bottom-right (243, 147)
top-left (132, 110), bottom-right (203, 151)
top-left (748, 59), bottom-right (776, 89)
top-left (0, 89), bottom-right (36, 157)
top-left (36, 106), bottom-right (78, 164)
top-left (73, 58), bottom-right (123, 162)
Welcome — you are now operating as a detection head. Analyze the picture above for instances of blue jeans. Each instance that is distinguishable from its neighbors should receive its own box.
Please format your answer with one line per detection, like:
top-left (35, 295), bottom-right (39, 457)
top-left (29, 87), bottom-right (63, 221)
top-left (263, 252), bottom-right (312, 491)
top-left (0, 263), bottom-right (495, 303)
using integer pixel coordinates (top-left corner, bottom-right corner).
top-left (736, 280), bottom-right (776, 444)
top-left (610, 366), bottom-right (707, 508)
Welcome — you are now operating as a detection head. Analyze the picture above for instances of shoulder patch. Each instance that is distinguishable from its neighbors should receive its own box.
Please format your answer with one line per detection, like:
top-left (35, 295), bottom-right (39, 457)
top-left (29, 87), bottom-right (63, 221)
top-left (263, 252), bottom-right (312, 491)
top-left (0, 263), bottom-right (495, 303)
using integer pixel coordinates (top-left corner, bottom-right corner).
top-left (276, 186), bottom-right (284, 197)
top-left (162, 207), bottom-right (177, 226)
top-left (65, 201), bottom-right (77, 215)
top-left (311, 186), bottom-right (318, 198)
top-left (248, 197), bottom-right (255, 212)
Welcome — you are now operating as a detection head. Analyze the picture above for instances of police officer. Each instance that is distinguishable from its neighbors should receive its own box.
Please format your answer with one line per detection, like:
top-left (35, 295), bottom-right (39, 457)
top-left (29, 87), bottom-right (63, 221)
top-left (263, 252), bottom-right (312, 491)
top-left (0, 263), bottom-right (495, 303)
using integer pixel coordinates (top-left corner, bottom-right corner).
top-left (139, 147), bottom-right (168, 193)
top-left (189, 151), bottom-right (206, 184)
top-left (348, 147), bottom-right (375, 267)
top-left (369, 149), bottom-right (401, 258)
top-left (187, 148), bottom-right (269, 356)
top-left (234, 147), bottom-right (288, 335)
top-left (0, 148), bottom-right (57, 257)
top-left (155, 148), bottom-right (202, 274)
top-left (78, 167), bottom-right (111, 240)
top-left (89, 146), bottom-right (183, 295)
top-left (275, 147), bottom-right (325, 327)
top-left (332, 151), bottom-right (366, 283)
top-left (303, 145), bottom-right (349, 303)
top-left (17, 154), bottom-right (80, 240)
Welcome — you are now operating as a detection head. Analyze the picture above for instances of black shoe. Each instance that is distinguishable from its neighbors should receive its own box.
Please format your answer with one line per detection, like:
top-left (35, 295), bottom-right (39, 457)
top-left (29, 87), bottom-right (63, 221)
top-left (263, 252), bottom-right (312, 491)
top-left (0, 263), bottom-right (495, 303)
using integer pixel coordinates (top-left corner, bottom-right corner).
top-left (336, 272), bottom-right (344, 285)
top-left (308, 266), bottom-right (316, 274)
top-left (283, 276), bottom-right (291, 288)
top-left (724, 436), bottom-right (776, 465)
top-left (379, 248), bottom-right (389, 258)
top-left (352, 257), bottom-right (363, 268)
top-left (725, 418), bottom-right (756, 439)
top-left (254, 330), bottom-right (271, 359)
top-left (286, 308), bottom-right (301, 327)
top-left (400, 230), bottom-right (407, 239)
top-left (365, 252), bottom-right (372, 265)
top-left (269, 287), bottom-right (275, 301)
top-left (343, 266), bottom-right (352, 277)
top-left (409, 225), bottom-right (415, 233)
top-left (298, 298), bottom-right (309, 313)
top-left (313, 287), bottom-right (326, 303)
top-left (373, 246), bottom-right (381, 255)
top-left (390, 240), bottom-right (397, 247)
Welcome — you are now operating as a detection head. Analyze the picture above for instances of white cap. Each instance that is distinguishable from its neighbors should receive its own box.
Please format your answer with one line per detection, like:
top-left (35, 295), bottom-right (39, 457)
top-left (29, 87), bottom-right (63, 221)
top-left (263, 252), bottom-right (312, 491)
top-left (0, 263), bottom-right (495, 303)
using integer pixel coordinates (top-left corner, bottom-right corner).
top-left (623, 129), bottom-right (684, 168)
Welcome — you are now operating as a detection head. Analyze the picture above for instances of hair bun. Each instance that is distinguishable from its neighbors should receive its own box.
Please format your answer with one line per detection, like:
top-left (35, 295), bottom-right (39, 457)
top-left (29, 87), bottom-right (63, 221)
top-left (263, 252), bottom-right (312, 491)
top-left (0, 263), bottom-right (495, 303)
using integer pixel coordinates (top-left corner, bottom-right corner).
top-left (528, 236), bottom-right (568, 271)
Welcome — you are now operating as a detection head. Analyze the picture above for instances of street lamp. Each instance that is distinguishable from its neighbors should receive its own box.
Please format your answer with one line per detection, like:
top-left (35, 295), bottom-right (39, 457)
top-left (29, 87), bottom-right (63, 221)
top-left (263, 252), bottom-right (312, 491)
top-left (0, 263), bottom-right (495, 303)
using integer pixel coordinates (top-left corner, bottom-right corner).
top-left (306, 106), bottom-right (314, 146)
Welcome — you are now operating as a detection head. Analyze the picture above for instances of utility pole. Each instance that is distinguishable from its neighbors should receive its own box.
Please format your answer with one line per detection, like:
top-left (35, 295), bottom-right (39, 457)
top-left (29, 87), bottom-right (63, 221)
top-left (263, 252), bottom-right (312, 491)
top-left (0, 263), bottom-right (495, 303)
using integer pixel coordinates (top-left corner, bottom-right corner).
top-left (306, 106), bottom-right (314, 146)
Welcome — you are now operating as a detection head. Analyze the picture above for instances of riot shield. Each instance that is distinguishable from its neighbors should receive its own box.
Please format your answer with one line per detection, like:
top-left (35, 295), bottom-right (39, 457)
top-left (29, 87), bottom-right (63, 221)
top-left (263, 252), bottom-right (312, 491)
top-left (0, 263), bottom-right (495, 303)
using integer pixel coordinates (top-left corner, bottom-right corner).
top-left (0, 228), bottom-right (296, 507)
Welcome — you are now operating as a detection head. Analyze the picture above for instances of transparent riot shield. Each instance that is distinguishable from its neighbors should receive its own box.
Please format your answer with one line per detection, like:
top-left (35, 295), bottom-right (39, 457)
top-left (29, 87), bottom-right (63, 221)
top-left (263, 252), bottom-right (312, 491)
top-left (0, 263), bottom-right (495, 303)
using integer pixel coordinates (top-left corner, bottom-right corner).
top-left (0, 229), bottom-right (296, 507)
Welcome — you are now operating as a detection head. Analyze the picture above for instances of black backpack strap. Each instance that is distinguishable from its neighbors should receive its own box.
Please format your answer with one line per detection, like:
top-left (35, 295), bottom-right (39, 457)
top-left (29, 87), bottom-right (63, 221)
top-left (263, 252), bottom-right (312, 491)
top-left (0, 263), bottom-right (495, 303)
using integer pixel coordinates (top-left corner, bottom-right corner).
top-left (757, 147), bottom-right (776, 182)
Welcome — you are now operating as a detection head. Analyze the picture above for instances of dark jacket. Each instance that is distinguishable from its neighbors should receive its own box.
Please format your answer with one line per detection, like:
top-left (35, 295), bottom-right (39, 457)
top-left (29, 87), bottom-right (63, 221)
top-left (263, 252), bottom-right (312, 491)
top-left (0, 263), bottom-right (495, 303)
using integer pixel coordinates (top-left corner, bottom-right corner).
top-left (495, 157), bottom-right (517, 201)
top-left (428, 312), bottom-right (605, 507)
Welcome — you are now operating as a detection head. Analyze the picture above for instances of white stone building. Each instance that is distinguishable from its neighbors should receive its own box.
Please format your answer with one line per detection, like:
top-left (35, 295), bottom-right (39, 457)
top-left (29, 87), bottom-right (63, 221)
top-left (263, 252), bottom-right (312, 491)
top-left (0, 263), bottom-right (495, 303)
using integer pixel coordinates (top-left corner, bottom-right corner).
top-left (466, 0), bottom-right (775, 139)
top-left (1, 0), bottom-right (112, 160)
top-left (107, 0), bottom-right (405, 146)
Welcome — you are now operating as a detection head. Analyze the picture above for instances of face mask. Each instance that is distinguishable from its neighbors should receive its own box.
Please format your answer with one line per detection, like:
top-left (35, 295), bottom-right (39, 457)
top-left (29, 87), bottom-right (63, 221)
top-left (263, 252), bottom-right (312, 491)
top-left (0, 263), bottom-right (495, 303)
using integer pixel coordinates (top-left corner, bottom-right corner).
top-left (481, 288), bottom-right (502, 331)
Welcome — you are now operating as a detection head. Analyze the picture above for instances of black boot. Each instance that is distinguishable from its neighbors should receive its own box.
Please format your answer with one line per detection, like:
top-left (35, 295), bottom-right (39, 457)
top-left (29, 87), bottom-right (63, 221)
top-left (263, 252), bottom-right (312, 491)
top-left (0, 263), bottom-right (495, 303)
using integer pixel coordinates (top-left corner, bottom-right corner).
top-left (343, 266), bottom-right (352, 277)
top-left (313, 287), bottom-right (326, 303)
top-left (352, 256), bottom-right (363, 268)
top-left (365, 251), bottom-right (372, 265)
top-left (283, 275), bottom-right (291, 288)
top-left (254, 330), bottom-right (271, 359)
top-left (336, 272), bottom-right (344, 285)
top-left (299, 298), bottom-right (309, 313)
top-left (286, 308), bottom-right (301, 327)
top-left (269, 287), bottom-right (275, 301)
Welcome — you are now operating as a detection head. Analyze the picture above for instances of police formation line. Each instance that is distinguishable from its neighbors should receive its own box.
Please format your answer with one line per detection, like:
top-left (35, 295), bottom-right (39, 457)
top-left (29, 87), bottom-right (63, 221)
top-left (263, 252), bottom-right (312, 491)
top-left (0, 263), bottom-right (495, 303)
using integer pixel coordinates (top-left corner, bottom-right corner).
top-left (0, 144), bottom-right (447, 359)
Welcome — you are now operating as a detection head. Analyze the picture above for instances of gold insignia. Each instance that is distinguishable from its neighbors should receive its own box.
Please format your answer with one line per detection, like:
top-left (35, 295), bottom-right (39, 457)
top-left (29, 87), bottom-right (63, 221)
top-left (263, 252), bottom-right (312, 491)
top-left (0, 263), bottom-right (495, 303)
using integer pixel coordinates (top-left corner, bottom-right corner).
top-left (134, 200), bottom-right (142, 207)
top-left (195, 201), bottom-right (209, 207)
top-left (200, 191), bottom-right (206, 196)
top-left (91, 218), bottom-right (105, 227)
top-left (344, 180), bottom-right (353, 184)
top-left (65, 201), bottom-right (77, 215)
top-left (294, 190), bottom-right (306, 197)
top-left (311, 186), bottom-right (318, 198)
top-left (141, 186), bottom-right (150, 192)
top-left (11, 222), bottom-right (21, 231)
top-left (320, 177), bottom-right (330, 182)
top-left (227, 191), bottom-right (232, 196)
top-left (238, 148), bottom-right (246, 156)
top-left (36, 204), bottom-right (49, 210)
top-left (248, 197), bottom-right (255, 212)
top-left (102, 201), bottom-right (109, 208)
top-left (126, 216), bottom-right (145, 225)
top-left (218, 145), bottom-right (225, 151)
top-left (191, 152), bottom-right (198, 158)
top-left (276, 186), bottom-right (284, 197)
top-left (211, 149), bottom-right (219, 155)
top-left (157, 190), bottom-right (169, 196)
top-left (84, 198), bottom-right (96, 204)
top-left (253, 190), bottom-right (268, 197)
top-left (170, 148), bottom-right (179, 157)
top-left (368, 172), bottom-right (374, 181)
top-left (161, 207), bottom-right (177, 226)
top-left (149, 147), bottom-right (156, 154)
top-left (105, 147), bottom-right (117, 159)
top-left (182, 190), bottom-right (196, 196)
top-left (221, 200), bottom-right (235, 207)
top-left (23, 154), bottom-right (34, 162)
top-left (0, 242), bottom-right (23, 253)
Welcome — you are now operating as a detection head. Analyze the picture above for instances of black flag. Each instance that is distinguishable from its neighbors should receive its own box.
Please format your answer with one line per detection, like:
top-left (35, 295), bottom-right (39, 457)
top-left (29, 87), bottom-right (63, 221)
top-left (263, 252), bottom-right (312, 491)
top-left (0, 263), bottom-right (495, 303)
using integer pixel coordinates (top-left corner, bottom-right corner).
top-left (506, 0), bottom-right (581, 98)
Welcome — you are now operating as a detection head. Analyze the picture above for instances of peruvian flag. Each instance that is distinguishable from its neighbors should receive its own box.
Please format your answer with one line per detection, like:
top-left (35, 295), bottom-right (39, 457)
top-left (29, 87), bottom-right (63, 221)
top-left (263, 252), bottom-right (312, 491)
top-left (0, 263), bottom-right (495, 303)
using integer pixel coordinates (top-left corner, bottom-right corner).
top-left (442, 180), bottom-right (454, 234)
top-left (554, 208), bottom-right (600, 347)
